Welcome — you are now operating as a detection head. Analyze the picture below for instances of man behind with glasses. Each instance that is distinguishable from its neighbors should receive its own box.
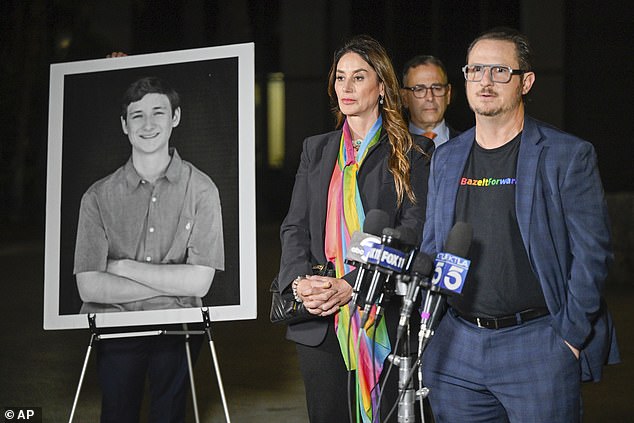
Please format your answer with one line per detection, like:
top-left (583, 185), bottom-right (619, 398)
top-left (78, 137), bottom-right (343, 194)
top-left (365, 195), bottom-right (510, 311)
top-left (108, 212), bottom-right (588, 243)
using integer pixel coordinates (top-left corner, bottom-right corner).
top-left (401, 55), bottom-right (461, 148)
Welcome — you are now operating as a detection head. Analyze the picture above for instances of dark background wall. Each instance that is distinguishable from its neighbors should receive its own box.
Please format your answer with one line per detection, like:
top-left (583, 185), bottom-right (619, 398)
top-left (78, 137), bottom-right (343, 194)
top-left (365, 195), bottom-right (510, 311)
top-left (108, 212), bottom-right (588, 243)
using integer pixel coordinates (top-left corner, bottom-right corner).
top-left (0, 2), bottom-right (632, 420)
top-left (1, 0), bottom-right (632, 278)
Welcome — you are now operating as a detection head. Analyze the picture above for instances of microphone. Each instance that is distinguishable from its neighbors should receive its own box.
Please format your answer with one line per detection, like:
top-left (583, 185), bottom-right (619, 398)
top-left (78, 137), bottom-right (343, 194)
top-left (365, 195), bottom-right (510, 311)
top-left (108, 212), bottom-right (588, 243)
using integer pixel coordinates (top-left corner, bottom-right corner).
top-left (396, 226), bottom-right (420, 265)
top-left (419, 222), bottom-right (473, 353)
top-left (394, 226), bottom-right (421, 297)
top-left (375, 225), bottom-right (419, 317)
top-left (396, 252), bottom-right (434, 338)
top-left (429, 221), bottom-right (472, 296)
top-left (345, 209), bottom-right (390, 306)
top-left (359, 226), bottom-right (410, 325)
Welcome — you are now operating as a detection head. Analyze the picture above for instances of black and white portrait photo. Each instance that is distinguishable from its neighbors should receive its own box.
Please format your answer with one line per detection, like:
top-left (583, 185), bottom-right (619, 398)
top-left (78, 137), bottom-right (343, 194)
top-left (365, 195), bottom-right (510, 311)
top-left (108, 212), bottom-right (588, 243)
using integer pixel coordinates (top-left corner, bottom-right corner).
top-left (44, 44), bottom-right (256, 329)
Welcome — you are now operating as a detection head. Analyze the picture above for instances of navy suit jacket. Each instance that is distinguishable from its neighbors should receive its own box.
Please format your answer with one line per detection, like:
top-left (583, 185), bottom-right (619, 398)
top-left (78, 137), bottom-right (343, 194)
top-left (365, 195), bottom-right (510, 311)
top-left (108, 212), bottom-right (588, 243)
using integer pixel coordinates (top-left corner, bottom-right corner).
top-left (279, 129), bottom-right (434, 346)
top-left (422, 115), bottom-right (619, 381)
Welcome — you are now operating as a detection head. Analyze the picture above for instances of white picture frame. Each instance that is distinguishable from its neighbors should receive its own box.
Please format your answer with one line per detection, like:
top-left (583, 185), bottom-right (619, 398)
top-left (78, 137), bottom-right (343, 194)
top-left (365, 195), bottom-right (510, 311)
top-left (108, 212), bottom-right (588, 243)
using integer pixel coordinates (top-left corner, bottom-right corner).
top-left (44, 43), bottom-right (256, 330)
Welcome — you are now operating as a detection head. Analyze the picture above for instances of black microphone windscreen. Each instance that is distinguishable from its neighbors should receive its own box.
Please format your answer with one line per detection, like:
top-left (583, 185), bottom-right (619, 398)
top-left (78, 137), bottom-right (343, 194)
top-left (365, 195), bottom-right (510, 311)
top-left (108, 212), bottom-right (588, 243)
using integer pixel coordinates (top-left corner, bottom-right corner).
top-left (444, 222), bottom-right (473, 258)
top-left (412, 252), bottom-right (434, 276)
top-left (395, 226), bottom-right (418, 247)
top-left (364, 209), bottom-right (390, 236)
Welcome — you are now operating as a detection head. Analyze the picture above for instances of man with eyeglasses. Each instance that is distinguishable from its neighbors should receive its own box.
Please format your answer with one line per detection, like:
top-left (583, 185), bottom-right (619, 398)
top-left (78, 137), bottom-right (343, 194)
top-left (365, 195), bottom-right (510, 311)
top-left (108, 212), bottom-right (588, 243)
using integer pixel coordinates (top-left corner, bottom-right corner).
top-left (401, 55), bottom-right (460, 148)
top-left (420, 27), bottom-right (619, 422)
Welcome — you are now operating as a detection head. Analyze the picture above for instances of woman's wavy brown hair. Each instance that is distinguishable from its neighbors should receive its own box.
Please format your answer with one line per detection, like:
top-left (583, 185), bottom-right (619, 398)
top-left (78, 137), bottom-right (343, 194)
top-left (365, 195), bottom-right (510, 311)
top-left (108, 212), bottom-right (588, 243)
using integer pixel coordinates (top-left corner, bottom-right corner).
top-left (327, 34), bottom-right (422, 205)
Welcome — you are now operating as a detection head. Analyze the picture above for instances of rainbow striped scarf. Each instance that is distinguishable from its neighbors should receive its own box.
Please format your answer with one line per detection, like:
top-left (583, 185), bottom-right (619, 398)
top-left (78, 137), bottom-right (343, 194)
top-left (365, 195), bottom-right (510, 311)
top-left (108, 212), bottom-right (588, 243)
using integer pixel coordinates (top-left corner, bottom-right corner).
top-left (325, 117), bottom-right (391, 423)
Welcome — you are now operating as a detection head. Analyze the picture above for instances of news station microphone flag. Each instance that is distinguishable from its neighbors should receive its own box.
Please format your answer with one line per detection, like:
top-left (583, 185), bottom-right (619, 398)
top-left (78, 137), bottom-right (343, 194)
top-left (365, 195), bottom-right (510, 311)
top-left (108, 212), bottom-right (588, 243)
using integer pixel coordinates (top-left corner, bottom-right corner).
top-left (419, 222), bottom-right (472, 353)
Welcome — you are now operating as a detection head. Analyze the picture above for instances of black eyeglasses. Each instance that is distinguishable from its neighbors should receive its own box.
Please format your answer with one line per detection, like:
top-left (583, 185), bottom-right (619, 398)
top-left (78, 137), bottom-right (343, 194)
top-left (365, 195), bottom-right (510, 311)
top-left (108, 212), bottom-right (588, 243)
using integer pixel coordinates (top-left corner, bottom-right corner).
top-left (462, 64), bottom-right (526, 83)
top-left (401, 83), bottom-right (449, 98)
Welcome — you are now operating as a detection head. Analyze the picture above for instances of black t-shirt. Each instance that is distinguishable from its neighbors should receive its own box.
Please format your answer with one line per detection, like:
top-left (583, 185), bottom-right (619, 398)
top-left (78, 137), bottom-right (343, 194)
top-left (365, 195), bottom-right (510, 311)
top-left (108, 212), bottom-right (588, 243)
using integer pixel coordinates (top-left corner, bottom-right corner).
top-left (451, 133), bottom-right (546, 317)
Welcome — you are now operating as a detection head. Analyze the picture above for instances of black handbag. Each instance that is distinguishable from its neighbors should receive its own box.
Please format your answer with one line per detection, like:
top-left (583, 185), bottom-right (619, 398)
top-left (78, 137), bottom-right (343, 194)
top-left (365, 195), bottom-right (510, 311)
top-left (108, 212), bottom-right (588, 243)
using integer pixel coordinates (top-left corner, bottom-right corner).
top-left (269, 262), bottom-right (335, 324)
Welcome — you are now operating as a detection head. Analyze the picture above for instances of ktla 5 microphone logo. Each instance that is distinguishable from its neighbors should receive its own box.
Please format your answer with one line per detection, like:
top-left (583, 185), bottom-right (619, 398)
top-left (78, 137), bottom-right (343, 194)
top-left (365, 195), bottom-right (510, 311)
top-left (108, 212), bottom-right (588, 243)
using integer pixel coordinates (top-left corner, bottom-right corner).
top-left (431, 252), bottom-right (471, 294)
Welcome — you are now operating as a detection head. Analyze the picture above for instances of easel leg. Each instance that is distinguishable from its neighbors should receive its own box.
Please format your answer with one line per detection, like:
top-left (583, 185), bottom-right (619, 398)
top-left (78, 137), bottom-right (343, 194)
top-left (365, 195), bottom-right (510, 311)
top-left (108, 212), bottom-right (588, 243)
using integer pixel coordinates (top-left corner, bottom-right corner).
top-left (183, 323), bottom-right (201, 423)
top-left (202, 308), bottom-right (231, 423)
top-left (68, 315), bottom-right (97, 423)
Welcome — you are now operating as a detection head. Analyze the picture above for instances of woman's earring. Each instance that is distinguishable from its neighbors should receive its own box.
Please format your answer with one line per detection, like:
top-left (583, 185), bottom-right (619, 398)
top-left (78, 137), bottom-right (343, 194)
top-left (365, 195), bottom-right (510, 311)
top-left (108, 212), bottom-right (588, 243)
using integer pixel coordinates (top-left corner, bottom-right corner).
top-left (379, 94), bottom-right (384, 105)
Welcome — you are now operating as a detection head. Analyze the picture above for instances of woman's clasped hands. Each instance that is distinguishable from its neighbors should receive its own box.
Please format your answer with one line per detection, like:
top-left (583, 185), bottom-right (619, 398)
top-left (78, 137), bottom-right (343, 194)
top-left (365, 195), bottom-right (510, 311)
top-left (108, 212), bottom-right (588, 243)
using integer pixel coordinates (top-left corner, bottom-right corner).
top-left (296, 276), bottom-right (353, 317)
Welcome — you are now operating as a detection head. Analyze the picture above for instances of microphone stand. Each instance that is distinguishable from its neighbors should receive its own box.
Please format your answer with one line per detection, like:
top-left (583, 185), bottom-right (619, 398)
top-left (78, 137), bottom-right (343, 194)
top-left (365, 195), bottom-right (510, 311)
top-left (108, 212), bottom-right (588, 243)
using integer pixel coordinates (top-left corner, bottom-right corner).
top-left (385, 273), bottom-right (418, 423)
top-left (415, 288), bottom-right (444, 423)
top-left (386, 287), bottom-right (437, 423)
top-left (387, 324), bottom-right (417, 423)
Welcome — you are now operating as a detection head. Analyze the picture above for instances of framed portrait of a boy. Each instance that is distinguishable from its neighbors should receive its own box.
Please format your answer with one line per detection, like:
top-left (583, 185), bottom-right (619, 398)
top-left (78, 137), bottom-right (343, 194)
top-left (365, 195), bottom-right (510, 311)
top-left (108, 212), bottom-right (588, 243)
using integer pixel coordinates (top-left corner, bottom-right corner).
top-left (44, 43), bottom-right (256, 330)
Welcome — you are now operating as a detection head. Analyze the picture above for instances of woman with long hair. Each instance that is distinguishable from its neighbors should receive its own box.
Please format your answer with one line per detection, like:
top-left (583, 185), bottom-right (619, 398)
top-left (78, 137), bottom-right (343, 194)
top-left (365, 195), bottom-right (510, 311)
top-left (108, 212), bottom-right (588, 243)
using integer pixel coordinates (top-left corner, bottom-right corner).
top-left (276, 34), bottom-right (434, 422)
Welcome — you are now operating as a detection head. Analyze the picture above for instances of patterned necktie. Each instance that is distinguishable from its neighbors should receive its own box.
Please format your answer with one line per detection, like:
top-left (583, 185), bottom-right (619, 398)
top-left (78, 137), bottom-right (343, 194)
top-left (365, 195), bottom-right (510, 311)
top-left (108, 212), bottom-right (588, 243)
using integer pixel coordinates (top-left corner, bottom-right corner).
top-left (423, 131), bottom-right (437, 140)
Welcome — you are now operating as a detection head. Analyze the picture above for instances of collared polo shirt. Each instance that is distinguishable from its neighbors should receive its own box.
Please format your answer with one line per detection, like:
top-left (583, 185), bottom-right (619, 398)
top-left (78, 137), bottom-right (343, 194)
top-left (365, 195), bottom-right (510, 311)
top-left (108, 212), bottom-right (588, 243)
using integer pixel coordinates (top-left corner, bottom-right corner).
top-left (74, 148), bottom-right (224, 313)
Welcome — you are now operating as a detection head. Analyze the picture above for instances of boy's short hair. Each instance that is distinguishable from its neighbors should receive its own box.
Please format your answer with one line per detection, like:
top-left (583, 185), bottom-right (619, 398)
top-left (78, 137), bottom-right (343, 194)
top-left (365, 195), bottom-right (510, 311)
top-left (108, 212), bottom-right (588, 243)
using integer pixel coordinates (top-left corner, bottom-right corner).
top-left (121, 76), bottom-right (180, 120)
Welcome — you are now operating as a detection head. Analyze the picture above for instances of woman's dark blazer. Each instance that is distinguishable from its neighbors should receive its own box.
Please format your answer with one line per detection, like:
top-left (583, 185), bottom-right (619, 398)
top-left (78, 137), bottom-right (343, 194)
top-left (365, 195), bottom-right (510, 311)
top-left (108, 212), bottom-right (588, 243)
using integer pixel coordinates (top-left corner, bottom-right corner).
top-left (278, 129), bottom-right (434, 346)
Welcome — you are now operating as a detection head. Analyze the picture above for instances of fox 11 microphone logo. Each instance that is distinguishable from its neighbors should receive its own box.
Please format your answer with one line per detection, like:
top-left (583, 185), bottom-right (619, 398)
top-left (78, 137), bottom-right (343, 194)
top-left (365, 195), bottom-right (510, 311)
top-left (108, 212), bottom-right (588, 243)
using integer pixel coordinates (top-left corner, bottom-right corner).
top-left (3, 408), bottom-right (41, 423)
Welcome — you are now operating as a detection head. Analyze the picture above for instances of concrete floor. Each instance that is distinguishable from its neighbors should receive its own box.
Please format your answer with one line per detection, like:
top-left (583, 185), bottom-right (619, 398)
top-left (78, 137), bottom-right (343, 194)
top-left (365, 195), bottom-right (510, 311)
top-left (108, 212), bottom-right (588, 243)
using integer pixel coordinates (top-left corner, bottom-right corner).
top-left (0, 223), bottom-right (632, 422)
